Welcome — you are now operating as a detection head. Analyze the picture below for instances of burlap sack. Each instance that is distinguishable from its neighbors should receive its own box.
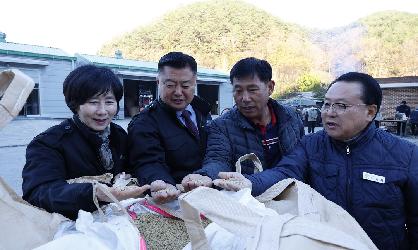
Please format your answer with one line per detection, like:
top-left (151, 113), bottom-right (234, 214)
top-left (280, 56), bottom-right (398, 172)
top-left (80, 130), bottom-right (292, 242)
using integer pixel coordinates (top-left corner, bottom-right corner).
top-left (67, 174), bottom-right (132, 221)
top-left (0, 69), bottom-right (52, 249)
top-left (180, 179), bottom-right (378, 250)
top-left (0, 69), bottom-right (35, 128)
top-left (0, 177), bottom-right (68, 250)
top-left (181, 153), bottom-right (377, 249)
top-left (235, 154), bottom-right (374, 248)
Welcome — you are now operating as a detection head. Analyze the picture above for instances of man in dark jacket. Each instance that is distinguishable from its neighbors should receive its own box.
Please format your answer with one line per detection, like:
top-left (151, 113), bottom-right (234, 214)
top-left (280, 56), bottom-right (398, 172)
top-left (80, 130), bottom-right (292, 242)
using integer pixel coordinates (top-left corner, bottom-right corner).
top-left (128, 52), bottom-right (211, 203)
top-left (396, 100), bottom-right (411, 135)
top-left (216, 72), bottom-right (418, 250)
top-left (396, 100), bottom-right (411, 117)
top-left (181, 57), bottom-right (304, 190)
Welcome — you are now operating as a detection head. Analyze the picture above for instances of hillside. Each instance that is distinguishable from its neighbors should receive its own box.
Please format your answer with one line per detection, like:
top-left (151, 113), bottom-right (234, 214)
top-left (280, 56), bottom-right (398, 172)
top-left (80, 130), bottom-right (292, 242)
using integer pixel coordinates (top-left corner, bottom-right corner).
top-left (99, 1), bottom-right (418, 96)
top-left (313, 11), bottom-right (418, 77)
top-left (359, 11), bottom-right (418, 77)
top-left (99, 0), bottom-right (320, 96)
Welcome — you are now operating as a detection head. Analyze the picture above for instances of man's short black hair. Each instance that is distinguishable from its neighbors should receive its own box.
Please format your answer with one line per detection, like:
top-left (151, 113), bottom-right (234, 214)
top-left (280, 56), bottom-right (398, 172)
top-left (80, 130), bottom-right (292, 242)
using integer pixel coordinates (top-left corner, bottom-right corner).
top-left (158, 52), bottom-right (197, 74)
top-left (330, 72), bottom-right (382, 112)
top-left (401, 100), bottom-right (407, 105)
top-left (63, 64), bottom-right (123, 114)
top-left (229, 57), bottom-right (272, 84)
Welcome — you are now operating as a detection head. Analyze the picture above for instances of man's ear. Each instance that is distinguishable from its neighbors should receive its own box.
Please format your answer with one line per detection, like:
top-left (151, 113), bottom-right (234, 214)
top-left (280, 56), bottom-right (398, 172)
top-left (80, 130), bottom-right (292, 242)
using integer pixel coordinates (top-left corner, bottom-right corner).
top-left (268, 80), bottom-right (275, 95)
top-left (367, 105), bottom-right (378, 121)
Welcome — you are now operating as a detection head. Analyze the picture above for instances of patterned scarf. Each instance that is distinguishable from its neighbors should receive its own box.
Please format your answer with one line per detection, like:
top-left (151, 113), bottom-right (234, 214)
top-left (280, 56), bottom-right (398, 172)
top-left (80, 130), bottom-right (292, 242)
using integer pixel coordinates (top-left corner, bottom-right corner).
top-left (97, 126), bottom-right (114, 170)
top-left (73, 115), bottom-right (114, 170)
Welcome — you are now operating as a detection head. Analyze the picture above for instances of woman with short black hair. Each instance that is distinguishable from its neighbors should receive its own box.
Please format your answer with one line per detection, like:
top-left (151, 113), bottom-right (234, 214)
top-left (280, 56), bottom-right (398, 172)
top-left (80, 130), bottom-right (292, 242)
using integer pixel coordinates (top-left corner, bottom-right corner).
top-left (22, 64), bottom-right (149, 219)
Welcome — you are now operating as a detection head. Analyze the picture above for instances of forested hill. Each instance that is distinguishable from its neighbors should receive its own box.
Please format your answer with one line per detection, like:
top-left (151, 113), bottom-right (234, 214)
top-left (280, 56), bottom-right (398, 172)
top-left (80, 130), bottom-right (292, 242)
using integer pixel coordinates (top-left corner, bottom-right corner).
top-left (99, 0), bottom-right (319, 96)
top-left (358, 11), bottom-right (418, 77)
top-left (99, 0), bottom-right (418, 97)
top-left (313, 11), bottom-right (418, 79)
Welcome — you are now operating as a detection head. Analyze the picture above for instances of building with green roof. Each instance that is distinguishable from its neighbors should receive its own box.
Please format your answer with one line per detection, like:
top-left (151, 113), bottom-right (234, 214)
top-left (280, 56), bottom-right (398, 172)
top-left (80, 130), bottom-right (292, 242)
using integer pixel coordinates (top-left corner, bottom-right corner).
top-left (0, 32), bottom-right (232, 119)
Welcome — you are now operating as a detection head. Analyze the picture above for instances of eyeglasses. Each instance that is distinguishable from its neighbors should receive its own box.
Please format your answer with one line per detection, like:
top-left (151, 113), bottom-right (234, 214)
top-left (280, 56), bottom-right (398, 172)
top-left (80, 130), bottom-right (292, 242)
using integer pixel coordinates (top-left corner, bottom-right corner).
top-left (321, 102), bottom-right (368, 114)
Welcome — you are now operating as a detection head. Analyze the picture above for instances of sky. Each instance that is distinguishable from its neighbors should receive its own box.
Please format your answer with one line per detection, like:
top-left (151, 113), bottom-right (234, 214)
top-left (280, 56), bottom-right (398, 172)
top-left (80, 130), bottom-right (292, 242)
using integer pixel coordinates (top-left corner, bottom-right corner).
top-left (1, 0), bottom-right (417, 55)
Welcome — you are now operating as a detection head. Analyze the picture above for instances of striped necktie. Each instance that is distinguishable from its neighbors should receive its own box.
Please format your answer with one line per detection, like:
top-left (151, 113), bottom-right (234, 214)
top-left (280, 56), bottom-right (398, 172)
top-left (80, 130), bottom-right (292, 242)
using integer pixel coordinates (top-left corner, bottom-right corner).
top-left (181, 110), bottom-right (199, 138)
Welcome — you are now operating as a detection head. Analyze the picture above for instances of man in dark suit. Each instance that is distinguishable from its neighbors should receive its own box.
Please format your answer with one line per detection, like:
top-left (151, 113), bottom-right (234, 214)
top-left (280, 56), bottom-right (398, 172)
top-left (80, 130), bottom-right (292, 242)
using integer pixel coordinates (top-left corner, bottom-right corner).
top-left (128, 52), bottom-right (211, 203)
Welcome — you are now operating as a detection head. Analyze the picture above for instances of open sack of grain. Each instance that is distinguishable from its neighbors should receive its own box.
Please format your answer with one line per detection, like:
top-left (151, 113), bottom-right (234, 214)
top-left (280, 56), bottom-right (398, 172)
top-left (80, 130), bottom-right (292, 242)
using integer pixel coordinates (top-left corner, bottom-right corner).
top-left (127, 195), bottom-right (210, 250)
top-left (95, 174), bottom-right (210, 250)
top-left (36, 173), bottom-right (203, 250)
top-left (35, 180), bottom-right (144, 250)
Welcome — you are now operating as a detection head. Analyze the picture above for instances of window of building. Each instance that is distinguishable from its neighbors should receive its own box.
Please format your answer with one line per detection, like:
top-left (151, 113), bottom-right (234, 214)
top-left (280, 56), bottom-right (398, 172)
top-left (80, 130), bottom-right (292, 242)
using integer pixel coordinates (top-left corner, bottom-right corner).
top-left (123, 79), bottom-right (157, 117)
top-left (197, 84), bottom-right (219, 115)
top-left (19, 83), bottom-right (39, 116)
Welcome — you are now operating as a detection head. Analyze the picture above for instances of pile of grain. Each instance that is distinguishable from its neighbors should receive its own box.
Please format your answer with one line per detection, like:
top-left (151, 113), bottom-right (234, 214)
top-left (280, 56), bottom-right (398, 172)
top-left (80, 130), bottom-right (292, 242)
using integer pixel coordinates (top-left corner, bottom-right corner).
top-left (134, 213), bottom-right (210, 250)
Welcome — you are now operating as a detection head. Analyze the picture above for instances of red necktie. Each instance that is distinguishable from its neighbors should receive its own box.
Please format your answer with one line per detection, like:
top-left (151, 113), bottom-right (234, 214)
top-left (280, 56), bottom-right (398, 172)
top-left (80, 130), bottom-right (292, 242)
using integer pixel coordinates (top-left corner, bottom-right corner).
top-left (181, 110), bottom-right (199, 138)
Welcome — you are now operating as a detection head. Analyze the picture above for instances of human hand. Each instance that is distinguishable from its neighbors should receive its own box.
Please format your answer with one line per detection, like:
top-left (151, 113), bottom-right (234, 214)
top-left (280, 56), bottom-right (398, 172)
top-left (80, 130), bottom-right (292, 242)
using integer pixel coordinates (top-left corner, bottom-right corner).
top-left (213, 172), bottom-right (252, 191)
top-left (113, 172), bottom-right (138, 187)
top-left (114, 172), bottom-right (132, 181)
top-left (96, 184), bottom-right (150, 203)
top-left (181, 174), bottom-right (212, 192)
top-left (150, 180), bottom-right (181, 204)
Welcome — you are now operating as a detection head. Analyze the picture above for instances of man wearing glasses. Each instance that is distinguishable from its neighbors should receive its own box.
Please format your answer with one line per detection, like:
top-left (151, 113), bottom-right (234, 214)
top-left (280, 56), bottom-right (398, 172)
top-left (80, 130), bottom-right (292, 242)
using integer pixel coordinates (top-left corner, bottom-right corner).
top-left (215, 72), bottom-right (418, 250)
top-left (127, 52), bottom-right (211, 203)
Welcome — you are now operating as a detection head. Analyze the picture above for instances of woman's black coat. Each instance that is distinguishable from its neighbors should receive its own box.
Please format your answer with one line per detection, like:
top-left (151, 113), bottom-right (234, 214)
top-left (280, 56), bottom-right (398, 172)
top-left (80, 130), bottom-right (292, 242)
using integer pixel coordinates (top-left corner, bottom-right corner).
top-left (22, 118), bottom-right (127, 220)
